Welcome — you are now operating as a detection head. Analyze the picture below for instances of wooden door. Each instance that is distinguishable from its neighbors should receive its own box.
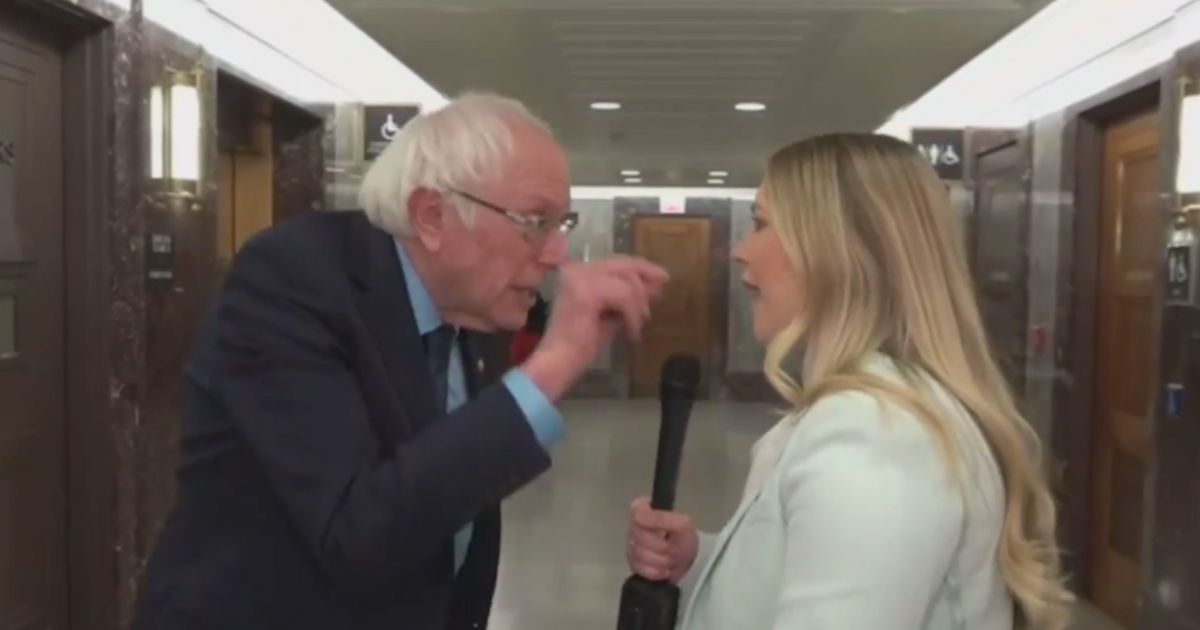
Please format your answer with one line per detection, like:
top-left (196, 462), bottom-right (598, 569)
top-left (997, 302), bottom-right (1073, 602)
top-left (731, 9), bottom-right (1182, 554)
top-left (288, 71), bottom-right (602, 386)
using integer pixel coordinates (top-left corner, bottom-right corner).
top-left (1088, 108), bottom-right (1161, 627)
top-left (0, 8), bottom-right (68, 630)
top-left (630, 217), bottom-right (711, 397)
top-left (972, 137), bottom-right (1030, 394)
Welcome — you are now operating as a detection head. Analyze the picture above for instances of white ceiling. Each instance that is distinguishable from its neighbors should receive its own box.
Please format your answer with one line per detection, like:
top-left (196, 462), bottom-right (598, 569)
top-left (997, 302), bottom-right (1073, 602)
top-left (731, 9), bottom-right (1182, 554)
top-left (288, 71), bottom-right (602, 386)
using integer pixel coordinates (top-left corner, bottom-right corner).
top-left (328, 0), bottom-right (1049, 187)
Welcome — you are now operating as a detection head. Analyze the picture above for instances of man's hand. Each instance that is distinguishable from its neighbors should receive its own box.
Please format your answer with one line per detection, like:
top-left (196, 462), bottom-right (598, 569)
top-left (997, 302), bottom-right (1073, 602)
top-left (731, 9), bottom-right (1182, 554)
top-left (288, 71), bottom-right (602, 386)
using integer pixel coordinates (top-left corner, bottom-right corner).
top-left (522, 256), bottom-right (668, 401)
top-left (626, 497), bottom-right (700, 584)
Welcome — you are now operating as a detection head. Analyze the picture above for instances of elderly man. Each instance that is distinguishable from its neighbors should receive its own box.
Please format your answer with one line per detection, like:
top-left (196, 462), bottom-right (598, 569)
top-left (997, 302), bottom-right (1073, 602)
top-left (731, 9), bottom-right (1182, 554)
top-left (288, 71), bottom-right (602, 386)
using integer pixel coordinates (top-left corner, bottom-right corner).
top-left (135, 93), bottom-right (666, 630)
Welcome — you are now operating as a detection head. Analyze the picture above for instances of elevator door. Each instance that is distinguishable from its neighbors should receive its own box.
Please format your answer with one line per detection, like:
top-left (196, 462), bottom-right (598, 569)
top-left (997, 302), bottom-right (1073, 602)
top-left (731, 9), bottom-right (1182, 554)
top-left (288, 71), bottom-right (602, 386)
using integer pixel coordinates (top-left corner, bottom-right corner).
top-left (1088, 107), bottom-right (1161, 628)
top-left (0, 7), bottom-right (68, 630)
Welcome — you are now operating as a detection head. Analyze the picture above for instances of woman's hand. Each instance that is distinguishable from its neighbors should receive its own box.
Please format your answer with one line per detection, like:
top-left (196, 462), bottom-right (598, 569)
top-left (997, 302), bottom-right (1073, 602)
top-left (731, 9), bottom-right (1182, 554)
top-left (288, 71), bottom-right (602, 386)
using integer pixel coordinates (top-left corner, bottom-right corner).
top-left (626, 497), bottom-right (699, 584)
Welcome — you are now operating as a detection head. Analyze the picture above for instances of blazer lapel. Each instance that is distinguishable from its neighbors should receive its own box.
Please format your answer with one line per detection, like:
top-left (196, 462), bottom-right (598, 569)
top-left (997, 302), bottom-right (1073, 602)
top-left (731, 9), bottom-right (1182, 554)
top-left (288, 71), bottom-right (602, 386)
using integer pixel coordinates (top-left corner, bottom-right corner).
top-left (681, 418), bottom-right (801, 627)
top-left (681, 485), bottom-right (766, 626)
top-left (349, 216), bottom-right (439, 430)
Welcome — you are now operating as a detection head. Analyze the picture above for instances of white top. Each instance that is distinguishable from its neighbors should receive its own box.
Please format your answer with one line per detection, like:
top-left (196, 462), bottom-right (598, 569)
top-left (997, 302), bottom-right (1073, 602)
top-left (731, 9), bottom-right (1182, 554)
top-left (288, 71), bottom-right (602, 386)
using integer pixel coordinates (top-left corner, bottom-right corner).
top-left (677, 356), bottom-right (1014, 630)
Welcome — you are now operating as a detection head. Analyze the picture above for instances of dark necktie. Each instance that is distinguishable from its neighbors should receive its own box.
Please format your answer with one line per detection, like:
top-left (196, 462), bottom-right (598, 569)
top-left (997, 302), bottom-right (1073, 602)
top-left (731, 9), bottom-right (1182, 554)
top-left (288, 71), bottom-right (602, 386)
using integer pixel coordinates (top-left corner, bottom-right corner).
top-left (422, 325), bottom-right (456, 415)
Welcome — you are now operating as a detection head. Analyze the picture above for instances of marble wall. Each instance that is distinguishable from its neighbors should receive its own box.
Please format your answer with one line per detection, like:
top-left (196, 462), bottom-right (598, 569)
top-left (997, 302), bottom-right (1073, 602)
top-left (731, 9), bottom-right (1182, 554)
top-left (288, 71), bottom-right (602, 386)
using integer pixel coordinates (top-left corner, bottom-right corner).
top-left (1025, 113), bottom-right (1069, 449)
top-left (272, 103), bottom-right (328, 222)
top-left (1141, 43), bottom-right (1200, 630)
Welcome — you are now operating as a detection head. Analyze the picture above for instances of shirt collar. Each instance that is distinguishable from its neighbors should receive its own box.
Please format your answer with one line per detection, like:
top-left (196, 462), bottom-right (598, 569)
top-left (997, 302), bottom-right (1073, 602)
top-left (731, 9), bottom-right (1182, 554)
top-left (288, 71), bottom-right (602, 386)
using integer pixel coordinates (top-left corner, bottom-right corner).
top-left (394, 241), bottom-right (443, 336)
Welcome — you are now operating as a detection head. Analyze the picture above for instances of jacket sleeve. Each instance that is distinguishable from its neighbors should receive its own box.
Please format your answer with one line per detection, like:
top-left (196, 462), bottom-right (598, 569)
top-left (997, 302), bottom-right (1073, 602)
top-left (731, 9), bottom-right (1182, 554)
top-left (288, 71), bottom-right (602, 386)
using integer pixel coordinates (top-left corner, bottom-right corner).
top-left (211, 238), bottom-right (552, 596)
top-left (770, 398), bottom-right (965, 630)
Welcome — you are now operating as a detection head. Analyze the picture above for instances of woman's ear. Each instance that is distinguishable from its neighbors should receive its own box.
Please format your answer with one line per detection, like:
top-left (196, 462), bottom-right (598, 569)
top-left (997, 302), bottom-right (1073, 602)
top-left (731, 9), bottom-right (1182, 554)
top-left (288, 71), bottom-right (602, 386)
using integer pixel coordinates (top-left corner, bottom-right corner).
top-left (407, 188), bottom-right (445, 251)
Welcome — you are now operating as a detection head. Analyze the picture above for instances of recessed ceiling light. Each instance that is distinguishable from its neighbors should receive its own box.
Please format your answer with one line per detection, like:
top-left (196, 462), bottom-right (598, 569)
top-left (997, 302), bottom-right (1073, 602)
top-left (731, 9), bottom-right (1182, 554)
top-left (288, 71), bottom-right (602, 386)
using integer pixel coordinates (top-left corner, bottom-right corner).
top-left (624, 177), bottom-right (643, 184)
top-left (591, 101), bottom-right (622, 111)
top-left (620, 169), bottom-right (640, 177)
top-left (709, 170), bottom-right (729, 177)
top-left (707, 178), bottom-right (726, 185)
top-left (735, 102), bottom-right (766, 112)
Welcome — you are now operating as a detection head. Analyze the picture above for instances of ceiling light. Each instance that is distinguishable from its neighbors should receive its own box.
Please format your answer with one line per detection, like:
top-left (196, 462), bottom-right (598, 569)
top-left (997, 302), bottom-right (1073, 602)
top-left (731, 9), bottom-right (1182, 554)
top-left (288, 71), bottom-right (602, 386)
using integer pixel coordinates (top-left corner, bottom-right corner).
top-left (624, 177), bottom-right (643, 184)
top-left (735, 102), bottom-right (766, 112)
top-left (708, 170), bottom-right (729, 177)
top-left (707, 178), bottom-right (726, 185)
top-left (620, 169), bottom-right (640, 177)
top-left (591, 101), bottom-right (622, 111)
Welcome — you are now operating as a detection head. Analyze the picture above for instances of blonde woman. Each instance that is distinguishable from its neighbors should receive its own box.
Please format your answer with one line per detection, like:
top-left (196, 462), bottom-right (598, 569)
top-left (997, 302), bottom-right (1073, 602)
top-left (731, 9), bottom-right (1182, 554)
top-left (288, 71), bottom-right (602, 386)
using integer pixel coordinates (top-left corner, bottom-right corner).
top-left (625, 133), bottom-right (1071, 630)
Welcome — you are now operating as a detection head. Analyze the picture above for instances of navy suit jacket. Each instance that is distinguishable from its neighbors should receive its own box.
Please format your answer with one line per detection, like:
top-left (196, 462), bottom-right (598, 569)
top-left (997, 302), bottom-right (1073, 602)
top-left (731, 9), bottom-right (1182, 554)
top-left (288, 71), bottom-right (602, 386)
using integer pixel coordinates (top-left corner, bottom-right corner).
top-left (135, 211), bottom-right (552, 630)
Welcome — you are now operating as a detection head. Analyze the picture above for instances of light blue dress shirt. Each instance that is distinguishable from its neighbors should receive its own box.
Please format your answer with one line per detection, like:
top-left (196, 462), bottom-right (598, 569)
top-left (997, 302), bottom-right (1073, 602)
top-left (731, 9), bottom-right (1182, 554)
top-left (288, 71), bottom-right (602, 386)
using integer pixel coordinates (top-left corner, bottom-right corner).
top-left (394, 243), bottom-right (564, 572)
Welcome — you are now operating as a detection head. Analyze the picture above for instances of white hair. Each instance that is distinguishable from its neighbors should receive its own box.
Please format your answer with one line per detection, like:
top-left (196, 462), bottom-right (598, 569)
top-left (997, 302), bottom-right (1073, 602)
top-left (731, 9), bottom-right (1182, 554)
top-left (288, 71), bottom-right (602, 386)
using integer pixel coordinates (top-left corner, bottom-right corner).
top-left (355, 92), bottom-right (553, 236)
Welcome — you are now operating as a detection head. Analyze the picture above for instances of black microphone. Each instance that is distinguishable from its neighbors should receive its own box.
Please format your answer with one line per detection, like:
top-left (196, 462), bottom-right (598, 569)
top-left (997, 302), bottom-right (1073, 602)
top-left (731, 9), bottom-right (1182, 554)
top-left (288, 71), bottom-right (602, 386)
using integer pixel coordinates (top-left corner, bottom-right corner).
top-left (616, 354), bottom-right (701, 630)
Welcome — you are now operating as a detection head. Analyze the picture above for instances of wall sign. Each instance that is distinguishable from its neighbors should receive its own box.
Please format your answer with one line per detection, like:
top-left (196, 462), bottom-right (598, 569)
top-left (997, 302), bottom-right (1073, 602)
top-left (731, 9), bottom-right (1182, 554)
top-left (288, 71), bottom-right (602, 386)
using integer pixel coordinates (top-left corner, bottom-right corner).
top-left (147, 232), bottom-right (174, 286)
top-left (363, 105), bottom-right (420, 161)
top-left (1167, 243), bottom-right (1194, 303)
top-left (1167, 224), bottom-right (1198, 305)
top-left (911, 128), bottom-right (964, 180)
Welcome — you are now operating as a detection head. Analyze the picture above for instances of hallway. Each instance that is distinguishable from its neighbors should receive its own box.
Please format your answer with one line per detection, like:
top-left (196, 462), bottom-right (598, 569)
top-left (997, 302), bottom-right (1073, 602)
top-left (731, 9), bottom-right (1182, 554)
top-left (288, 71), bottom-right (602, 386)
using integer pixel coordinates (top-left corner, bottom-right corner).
top-left (490, 400), bottom-right (1120, 630)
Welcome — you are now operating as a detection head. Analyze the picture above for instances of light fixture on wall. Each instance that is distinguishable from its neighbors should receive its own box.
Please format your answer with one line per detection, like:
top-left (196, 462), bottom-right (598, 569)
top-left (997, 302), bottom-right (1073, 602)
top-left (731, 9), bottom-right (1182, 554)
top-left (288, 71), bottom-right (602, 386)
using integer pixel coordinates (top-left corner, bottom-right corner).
top-left (150, 67), bottom-right (204, 198)
top-left (1178, 77), bottom-right (1200, 199)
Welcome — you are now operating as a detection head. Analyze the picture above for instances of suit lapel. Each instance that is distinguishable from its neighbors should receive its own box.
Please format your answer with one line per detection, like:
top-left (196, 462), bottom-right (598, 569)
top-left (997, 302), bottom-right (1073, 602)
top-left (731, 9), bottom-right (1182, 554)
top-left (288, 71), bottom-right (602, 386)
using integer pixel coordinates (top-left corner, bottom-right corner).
top-left (349, 217), bottom-right (439, 430)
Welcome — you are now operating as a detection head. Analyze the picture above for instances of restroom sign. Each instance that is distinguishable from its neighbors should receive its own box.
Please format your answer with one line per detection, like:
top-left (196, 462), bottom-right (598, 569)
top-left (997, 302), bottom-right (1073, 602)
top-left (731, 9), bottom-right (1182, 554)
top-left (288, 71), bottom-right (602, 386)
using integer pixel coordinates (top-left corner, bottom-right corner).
top-left (363, 105), bottom-right (421, 161)
top-left (911, 128), bottom-right (964, 180)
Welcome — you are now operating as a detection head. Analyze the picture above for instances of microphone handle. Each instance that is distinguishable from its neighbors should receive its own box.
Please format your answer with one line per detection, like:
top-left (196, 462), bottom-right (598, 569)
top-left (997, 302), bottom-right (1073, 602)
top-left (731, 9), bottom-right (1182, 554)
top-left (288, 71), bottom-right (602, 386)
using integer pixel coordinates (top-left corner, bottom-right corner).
top-left (650, 389), bottom-right (693, 511)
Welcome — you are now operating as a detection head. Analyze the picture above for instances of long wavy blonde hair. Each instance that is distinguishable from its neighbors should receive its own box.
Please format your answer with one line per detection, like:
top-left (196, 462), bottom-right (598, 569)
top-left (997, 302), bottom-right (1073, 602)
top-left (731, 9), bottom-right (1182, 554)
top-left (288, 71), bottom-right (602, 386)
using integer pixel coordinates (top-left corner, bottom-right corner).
top-left (760, 133), bottom-right (1071, 630)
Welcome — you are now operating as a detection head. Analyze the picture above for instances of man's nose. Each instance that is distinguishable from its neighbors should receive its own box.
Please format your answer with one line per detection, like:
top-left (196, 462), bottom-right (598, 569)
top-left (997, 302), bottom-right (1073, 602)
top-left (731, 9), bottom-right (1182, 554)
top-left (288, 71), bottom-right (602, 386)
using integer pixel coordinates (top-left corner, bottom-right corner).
top-left (539, 232), bottom-right (570, 267)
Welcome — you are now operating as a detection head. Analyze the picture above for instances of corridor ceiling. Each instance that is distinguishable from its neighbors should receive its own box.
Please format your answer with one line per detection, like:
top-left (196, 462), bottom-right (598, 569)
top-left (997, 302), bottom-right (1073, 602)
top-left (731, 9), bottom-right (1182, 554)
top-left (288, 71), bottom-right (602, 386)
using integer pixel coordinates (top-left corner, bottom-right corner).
top-left (328, 0), bottom-right (1050, 187)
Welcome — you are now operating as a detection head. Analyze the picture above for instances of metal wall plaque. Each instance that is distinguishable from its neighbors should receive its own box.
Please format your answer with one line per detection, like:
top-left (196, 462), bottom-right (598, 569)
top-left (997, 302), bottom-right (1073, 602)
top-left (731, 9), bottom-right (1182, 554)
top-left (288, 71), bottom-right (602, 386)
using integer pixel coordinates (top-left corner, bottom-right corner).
top-left (1166, 224), bottom-right (1197, 305)
top-left (363, 105), bottom-right (420, 161)
top-left (147, 232), bottom-right (175, 287)
top-left (911, 128), bottom-right (965, 180)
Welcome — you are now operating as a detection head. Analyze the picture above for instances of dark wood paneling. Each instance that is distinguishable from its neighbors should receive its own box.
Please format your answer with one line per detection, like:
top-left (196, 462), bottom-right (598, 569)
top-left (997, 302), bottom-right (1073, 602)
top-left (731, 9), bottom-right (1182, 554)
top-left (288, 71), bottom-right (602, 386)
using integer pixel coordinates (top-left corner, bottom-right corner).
top-left (62, 16), bottom-right (118, 630)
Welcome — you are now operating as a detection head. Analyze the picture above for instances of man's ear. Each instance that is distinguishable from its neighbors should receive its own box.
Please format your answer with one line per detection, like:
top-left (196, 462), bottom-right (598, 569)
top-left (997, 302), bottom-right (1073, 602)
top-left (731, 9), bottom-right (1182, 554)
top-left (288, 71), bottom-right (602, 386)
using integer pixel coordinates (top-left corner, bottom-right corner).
top-left (407, 188), bottom-right (445, 251)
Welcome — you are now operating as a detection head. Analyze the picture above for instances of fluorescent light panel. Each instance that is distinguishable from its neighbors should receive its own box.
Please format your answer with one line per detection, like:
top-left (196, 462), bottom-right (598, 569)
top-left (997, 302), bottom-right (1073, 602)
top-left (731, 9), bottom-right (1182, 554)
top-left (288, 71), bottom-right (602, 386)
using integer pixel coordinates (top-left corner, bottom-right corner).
top-left (143, 0), bottom-right (446, 108)
top-left (889, 0), bottom-right (1200, 129)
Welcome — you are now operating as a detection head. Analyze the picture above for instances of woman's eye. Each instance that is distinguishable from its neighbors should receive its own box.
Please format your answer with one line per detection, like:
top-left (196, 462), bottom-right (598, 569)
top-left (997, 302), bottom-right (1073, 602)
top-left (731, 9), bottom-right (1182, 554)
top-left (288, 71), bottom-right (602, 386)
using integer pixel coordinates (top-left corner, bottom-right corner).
top-left (752, 217), bottom-right (766, 231)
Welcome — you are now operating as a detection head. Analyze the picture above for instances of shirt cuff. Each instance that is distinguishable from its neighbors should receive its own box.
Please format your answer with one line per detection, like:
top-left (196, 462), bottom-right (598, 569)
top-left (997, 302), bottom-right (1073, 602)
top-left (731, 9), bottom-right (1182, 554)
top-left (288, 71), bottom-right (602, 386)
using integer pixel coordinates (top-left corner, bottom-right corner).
top-left (502, 369), bottom-right (565, 449)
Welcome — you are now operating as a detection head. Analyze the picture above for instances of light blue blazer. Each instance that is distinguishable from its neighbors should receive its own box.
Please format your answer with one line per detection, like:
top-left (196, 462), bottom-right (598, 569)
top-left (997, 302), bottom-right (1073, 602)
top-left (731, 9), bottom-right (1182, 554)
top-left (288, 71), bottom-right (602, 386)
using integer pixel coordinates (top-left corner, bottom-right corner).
top-left (677, 357), bottom-right (1015, 630)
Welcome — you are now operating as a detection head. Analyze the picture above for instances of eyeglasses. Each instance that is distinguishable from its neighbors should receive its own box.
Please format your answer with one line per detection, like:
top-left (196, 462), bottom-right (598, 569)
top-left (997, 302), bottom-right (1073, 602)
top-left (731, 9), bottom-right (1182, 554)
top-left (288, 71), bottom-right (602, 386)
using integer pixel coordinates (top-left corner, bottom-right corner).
top-left (448, 188), bottom-right (577, 244)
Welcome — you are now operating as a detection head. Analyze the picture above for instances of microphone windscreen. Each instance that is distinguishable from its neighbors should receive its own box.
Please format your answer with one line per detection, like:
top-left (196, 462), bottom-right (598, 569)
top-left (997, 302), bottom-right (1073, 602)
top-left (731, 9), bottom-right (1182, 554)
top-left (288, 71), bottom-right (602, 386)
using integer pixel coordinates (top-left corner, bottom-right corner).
top-left (660, 355), bottom-right (700, 392)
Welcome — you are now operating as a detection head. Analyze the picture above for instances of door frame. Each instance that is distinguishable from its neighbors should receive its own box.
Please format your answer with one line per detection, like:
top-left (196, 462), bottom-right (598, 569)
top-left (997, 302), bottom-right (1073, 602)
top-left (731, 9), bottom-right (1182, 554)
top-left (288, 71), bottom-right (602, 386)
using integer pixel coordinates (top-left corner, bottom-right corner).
top-left (1060, 74), bottom-right (1165, 599)
top-left (611, 197), bottom-right (732, 400)
top-left (8, 1), bottom-right (119, 627)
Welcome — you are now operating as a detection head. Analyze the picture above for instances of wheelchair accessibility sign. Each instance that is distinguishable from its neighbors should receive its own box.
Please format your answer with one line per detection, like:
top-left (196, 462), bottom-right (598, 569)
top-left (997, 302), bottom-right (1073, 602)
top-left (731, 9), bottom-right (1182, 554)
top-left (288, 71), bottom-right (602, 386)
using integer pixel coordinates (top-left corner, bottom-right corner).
top-left (911, 128), bottom-right (964, 180)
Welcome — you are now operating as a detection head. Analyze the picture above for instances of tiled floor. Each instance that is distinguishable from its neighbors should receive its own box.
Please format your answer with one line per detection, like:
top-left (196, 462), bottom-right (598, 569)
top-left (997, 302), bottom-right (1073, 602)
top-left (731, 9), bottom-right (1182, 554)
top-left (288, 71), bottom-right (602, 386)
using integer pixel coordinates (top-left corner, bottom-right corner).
top-left (487, 399), bottom-right (1122, 630)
